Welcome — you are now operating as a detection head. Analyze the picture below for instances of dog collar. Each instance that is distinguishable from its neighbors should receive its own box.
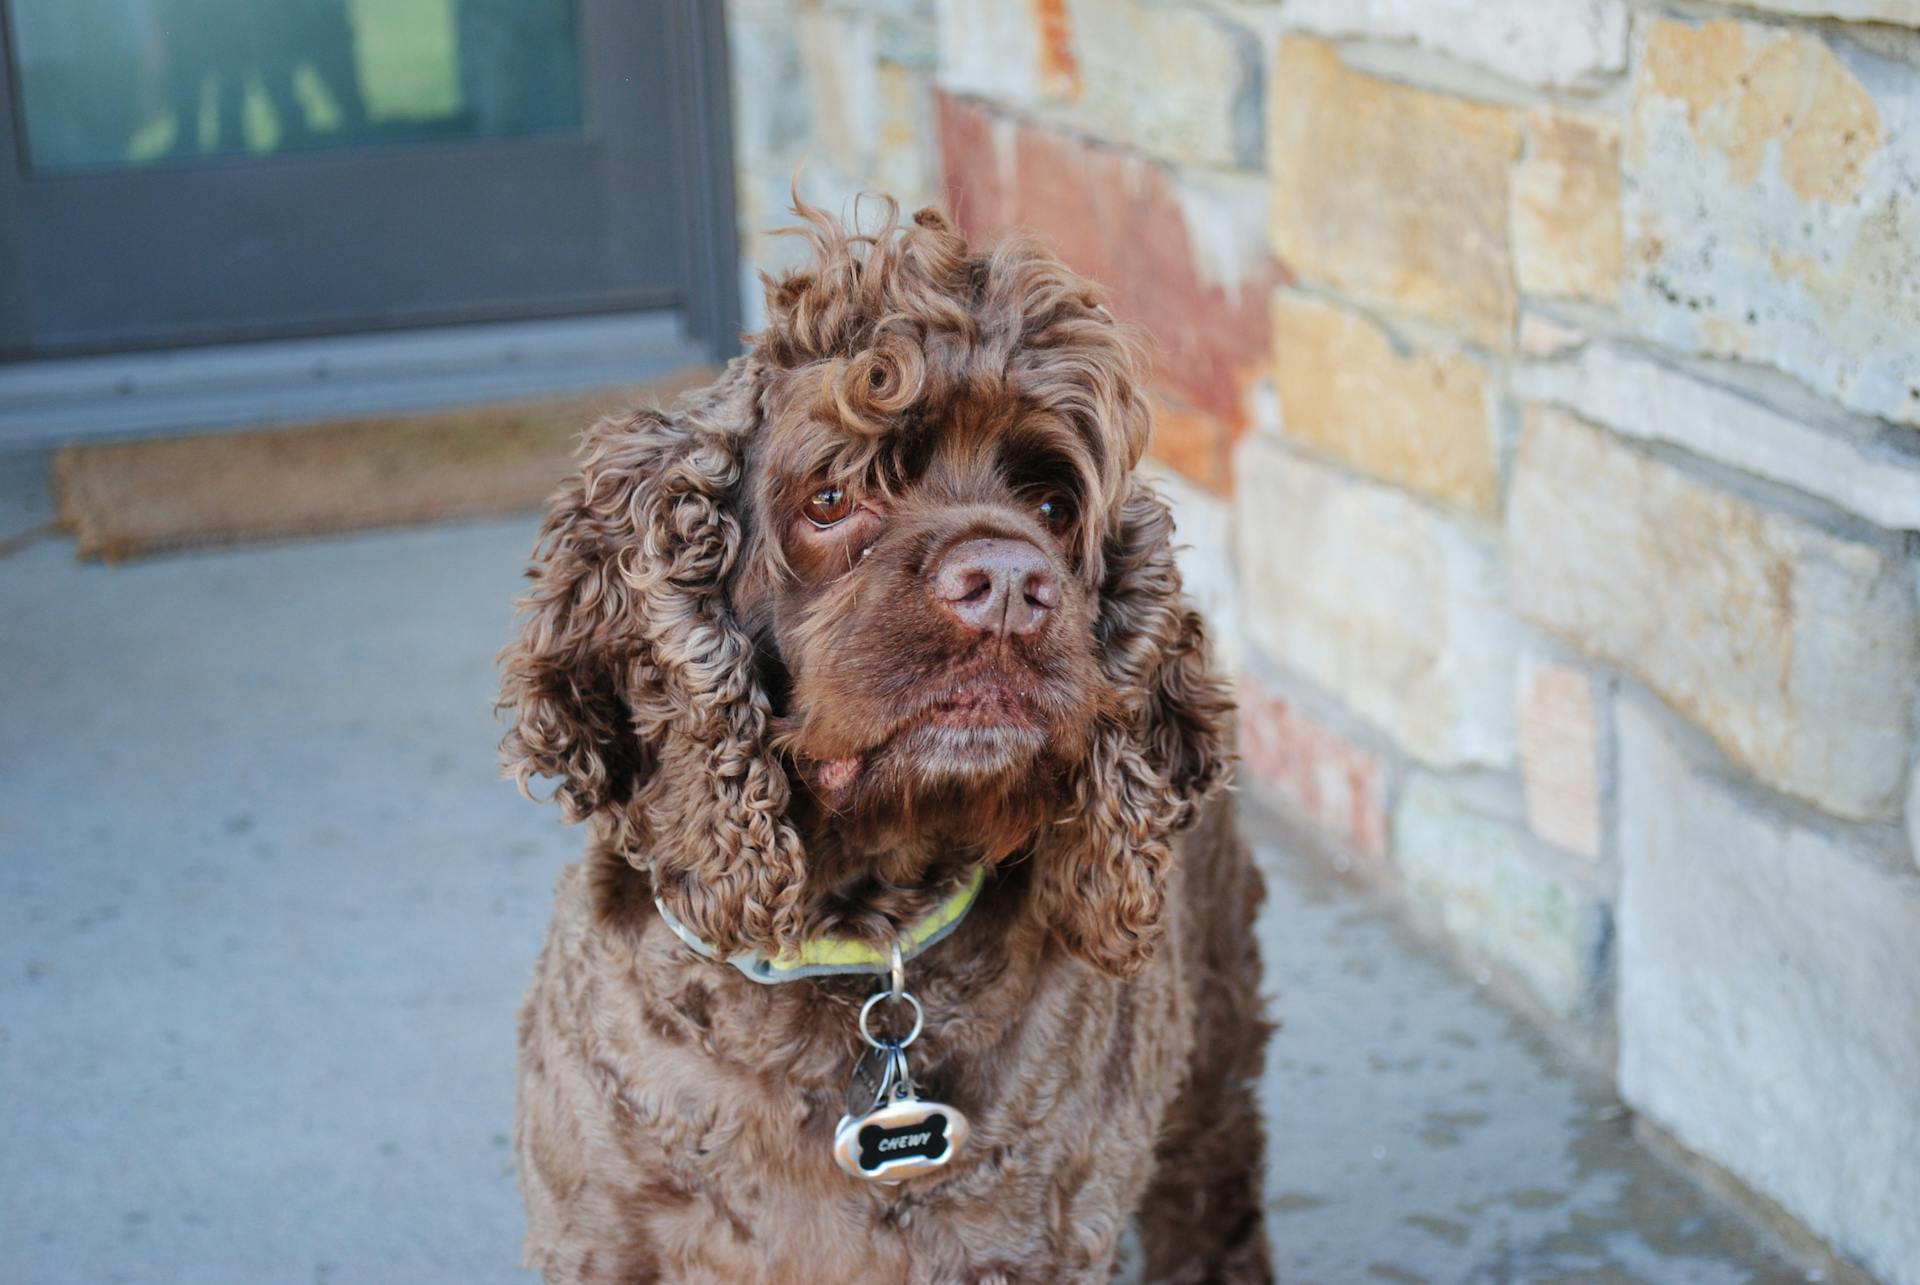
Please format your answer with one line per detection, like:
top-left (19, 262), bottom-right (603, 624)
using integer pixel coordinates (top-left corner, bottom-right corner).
top-left (653, 866), bottom-right (987, 985)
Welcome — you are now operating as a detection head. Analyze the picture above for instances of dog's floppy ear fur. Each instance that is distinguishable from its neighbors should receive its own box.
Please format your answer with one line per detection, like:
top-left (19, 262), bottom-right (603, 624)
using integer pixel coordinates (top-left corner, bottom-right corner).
top-left (1035, 482), bottom-right (1234, 978)
top-left (499, 362), bottom-right (807, 958)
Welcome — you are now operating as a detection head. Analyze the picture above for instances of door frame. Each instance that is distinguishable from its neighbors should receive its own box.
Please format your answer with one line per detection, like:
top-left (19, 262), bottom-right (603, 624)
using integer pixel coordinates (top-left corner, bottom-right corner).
top-left (0, 0), bottom-right (739, 366)
top-left (664, 0), bottom-right (741, 362)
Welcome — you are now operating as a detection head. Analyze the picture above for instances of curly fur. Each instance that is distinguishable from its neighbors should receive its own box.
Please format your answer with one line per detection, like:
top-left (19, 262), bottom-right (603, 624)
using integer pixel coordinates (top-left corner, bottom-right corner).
top-left (500, 200), bottom-right (1272, 1282)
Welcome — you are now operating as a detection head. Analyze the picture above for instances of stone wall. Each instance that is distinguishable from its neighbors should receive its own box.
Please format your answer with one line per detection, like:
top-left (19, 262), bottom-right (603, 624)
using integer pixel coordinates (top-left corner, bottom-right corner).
top-left (725, 2), bottom-right (1920, 1277)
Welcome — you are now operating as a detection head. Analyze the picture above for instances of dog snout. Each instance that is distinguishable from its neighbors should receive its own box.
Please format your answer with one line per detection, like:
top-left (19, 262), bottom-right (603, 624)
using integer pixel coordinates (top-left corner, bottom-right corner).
top-left (929, 538), bottom-right (1058, 639)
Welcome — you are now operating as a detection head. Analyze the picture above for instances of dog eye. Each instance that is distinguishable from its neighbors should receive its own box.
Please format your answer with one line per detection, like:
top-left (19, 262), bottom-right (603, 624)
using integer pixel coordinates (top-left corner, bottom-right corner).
top-left (803, 486), bottom-right (855, 527)
top-left (1037, 495), bottom-right (1073, 530)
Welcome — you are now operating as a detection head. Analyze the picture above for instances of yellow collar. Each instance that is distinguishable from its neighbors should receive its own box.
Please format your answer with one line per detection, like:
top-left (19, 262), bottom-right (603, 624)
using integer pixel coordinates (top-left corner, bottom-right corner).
top-left (654, 866), bottom-right (988, 985)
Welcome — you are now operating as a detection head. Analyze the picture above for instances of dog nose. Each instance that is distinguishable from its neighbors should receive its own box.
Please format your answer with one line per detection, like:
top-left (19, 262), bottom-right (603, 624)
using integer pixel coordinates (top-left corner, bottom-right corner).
top-left (929, 538), bottom-right (1059, 639)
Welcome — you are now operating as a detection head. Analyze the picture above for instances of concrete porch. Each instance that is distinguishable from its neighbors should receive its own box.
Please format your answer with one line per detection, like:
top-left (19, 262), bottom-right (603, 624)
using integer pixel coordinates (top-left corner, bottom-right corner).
top-left (0, 489), bottom-right (1816, 1283)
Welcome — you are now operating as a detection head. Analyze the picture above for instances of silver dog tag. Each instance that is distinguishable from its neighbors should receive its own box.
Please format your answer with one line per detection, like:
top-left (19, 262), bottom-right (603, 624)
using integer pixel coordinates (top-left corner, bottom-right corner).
top-left (833, 1042), bottom-right (970, 1183)
top-left (843, 1042), bottom-right (898, 1120)
top-left (836, 953), bottom-right (970, 1182)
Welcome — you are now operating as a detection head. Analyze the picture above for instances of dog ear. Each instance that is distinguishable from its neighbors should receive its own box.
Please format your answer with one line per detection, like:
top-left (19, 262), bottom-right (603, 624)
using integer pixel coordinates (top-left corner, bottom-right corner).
top-left (1036, 483), bottom-right (1234, 978)
top-left (499, 364), bottom-right (808, 958)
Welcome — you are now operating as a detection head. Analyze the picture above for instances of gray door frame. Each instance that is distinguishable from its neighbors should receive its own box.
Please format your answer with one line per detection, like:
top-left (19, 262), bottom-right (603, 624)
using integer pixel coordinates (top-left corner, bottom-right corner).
top-left (0, 0), bottom-right (739, 365)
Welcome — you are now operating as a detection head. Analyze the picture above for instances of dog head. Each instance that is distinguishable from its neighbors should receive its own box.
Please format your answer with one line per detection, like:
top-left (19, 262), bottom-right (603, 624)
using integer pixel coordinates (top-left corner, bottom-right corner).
top-left (499, 202), bottom-right (1230, 978)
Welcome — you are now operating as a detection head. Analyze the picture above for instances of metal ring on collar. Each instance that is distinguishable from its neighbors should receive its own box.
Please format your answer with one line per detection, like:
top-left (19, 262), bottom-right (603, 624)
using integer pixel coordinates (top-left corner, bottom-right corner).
top-left (858, 989), bottom-right (924, 1049)
top-left (888, 941), bottom-right (905, 1001)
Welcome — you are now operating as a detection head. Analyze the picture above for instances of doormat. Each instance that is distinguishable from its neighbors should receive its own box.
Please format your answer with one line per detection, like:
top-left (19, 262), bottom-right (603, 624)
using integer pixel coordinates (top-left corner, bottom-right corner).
top-left (52, 366), bottom-right (716, 560)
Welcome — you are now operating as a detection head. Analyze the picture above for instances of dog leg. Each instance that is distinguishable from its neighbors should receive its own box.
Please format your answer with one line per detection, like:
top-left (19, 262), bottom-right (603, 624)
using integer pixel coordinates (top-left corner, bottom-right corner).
top-left (1135, 812), bottom-right (1274, 1284)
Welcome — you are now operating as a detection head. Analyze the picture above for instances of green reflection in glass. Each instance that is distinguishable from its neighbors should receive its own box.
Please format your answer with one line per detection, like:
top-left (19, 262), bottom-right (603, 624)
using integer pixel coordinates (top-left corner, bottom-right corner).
top-left (6, 0), bottom-right (582, 171)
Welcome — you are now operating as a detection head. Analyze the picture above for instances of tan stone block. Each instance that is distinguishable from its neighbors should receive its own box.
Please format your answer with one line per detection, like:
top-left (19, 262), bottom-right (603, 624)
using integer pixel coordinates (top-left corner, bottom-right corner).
top-left (1271, 293), bottom-right (1497, 515)
top-left (1628, 19), bottom-right (1920, 427)
top-left (797, 13), bottom-right (935, 208)
top-left (1508, 409), bottom-right (1919, 820)
top-left (1638, 20), bottom-right (1880, 203)
top-left (1517, 659), bottom-right (1603, 860)
top-left (797, 8), bottom-right (877, 179)
top-left (1236, 436), bottom-right (1520, 769)
top-left (1513, 110), bottom-right (1623, 304)
top-left (873, 63), bottom-right (936, 209)
top-left (1269, 39), bottom-right (1521, 349)
top-left (1061, 0), bottom-right (1261, 170)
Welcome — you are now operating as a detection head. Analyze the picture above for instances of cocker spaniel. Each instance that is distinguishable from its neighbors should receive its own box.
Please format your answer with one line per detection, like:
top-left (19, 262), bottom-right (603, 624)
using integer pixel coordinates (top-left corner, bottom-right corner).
top-left (499, 201), bottom-right (1272, 1283)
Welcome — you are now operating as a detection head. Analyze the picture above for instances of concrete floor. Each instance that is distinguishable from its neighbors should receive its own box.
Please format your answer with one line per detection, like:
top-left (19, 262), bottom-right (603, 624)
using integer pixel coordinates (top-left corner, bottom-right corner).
top-left (0, 510), bottom-right (1813, 1283)
top-left (1249, 838), bottom-right (1808, 1283)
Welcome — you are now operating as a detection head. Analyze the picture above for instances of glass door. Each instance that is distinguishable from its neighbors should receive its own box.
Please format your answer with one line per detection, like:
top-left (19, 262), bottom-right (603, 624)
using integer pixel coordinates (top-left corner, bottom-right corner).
top-left (0, 0), bottom-right (736, 358)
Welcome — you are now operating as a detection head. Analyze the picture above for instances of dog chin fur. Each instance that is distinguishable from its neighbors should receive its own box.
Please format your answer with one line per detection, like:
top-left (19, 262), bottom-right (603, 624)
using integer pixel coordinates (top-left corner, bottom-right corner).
top-left (900, 720), bottom-right (1046, 781)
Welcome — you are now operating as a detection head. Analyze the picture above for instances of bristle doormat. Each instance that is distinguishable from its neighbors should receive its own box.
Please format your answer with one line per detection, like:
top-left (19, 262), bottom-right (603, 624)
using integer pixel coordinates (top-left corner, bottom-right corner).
top-left (53, 366), bottom-right (715, 560)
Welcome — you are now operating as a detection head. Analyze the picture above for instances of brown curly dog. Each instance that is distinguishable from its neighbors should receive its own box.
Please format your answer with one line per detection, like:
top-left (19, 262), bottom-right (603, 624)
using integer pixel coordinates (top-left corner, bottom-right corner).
top-left (499, 200), bottom-right (1273, 1283)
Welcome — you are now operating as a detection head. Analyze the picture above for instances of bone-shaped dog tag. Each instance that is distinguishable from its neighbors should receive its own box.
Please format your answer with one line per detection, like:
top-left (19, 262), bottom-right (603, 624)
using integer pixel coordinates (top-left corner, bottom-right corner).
top-left (833, 1044), bottom-right (969, 1182)
top-left (833, 1097), bottom-right (968, 1181)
